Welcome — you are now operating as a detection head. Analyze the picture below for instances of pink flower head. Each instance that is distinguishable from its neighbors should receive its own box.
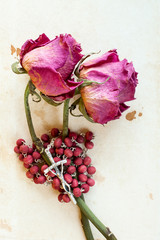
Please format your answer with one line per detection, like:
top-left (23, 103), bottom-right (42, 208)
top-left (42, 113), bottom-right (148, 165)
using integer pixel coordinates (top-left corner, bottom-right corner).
top-left (20, 33), bottom-right (83, 100)
top-left (79, 50), bottom-right (138, 124)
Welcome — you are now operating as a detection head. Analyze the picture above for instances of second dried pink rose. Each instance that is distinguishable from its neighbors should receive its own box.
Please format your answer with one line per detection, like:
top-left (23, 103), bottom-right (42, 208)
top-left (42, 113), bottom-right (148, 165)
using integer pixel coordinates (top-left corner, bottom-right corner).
top-left (79, 50), bottom-right (138, 124)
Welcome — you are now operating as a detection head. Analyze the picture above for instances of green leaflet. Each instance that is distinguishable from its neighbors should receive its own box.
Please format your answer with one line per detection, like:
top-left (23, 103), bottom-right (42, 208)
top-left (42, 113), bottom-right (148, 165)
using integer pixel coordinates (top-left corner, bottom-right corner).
top-left (74, 52), bottom-right (100, 78)
top-left (79, 77), bottom-right (110, 88)
top-left (74, 87), bottom-right (80, 95)
top-left (11, 62), bottom-right (27, 74)
top-left (78, 98), bottom-right (95, 123)
top-left (29, 80), bottom-right (36, 92)
top-left (40, 93), bottom-right (63, 106)
top-left (29, 81), bottom-right (41, 102)
top-left (69, 97), bottom-right (83, 117)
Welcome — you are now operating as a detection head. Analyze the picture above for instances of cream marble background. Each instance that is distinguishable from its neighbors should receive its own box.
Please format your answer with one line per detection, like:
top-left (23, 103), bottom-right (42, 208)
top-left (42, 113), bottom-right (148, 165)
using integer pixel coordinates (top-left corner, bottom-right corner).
top-left (0, 0), bottom-right (160, 239)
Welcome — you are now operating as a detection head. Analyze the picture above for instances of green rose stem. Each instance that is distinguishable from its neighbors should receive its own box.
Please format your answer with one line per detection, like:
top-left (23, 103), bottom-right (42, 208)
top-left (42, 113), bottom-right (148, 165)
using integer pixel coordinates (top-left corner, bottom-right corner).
top-left (76, 197), bottom-right (117, 240)
top-left (62, 98), bottom-right (70, 140)
top-left (62, 98), bottom-right (94, 240)
top-left (61, 99), bottom-right (117, 240)
top-left (80, 194), bottom-right (94, 240)
top-left (24, 83), bottom-right (50, 165)
top-left (24, 83), bottom-right (93, 240)
top-left (24, 82), bottom-right (117, 240)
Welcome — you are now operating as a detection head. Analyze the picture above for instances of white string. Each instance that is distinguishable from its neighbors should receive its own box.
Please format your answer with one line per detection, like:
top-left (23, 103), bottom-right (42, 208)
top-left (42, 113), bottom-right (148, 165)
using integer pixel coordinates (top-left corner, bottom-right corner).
top-left (44, 141), bottom-right (76, 204)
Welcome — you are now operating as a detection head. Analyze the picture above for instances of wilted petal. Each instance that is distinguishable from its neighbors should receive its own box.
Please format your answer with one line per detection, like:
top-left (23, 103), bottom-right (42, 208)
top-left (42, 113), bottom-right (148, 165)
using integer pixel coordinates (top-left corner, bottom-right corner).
top-left (28, 66), bottom-right (70, 96)
top-left (22, 37), bottom-right (69, 72)
top-left (81, 50), bottom-right (119, 69)
top-left (49, 90), bottom-right (75, 101)
top-left (80, 59), bottom-right (138, 103)
top-left (114, 103), bottom-right (130, 119)
top-left (20, 33), bottom-right (50, 64)
top-left (21, 33), bottom-right (83, 97)
top-left (57, 34), bottom-right (83, 80)
top-left (81, 85), bottom-right (120, 124)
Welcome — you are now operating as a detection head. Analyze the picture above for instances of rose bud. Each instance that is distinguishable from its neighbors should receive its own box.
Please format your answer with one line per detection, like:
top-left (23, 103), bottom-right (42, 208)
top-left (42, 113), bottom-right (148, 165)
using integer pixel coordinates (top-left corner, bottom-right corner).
top-left (20, 33), bottom-right (83, 101)
top-left (79, 50), bottom-right (138, 124)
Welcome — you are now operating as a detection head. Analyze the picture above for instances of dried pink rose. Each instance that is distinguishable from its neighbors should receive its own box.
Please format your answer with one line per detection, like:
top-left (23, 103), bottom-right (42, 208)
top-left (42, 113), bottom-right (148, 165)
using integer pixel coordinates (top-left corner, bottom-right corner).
top-left (79, 50), bottom-right (138, 124)
top-left (20, 33), bottom-right (83, 100)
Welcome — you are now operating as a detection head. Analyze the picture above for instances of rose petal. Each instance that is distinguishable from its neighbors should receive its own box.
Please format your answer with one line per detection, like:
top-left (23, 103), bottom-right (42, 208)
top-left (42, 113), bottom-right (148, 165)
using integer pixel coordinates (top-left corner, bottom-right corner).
top-left (114, 103), bottom-right (130, 119)
top-left (49, 80), bottom-right (83, 101)
top-left (81, 50), bottom-right (119, 69)
top-left (22, 34), bottom-right (83, 96)
top-left (49, 91), bottom-right (75, 101)
top-left (80, 59), bottom-right (138, 103)
top-left (81, 85), bottom-right (120, 124)
top-left (20, 33), bottom-right (50, 64)
top-left (22, 36), bottom-right (69, 72)
top-left (28, 66), bottom-right (82, 96)
top-left (56, 34), bottom-right (83, 80)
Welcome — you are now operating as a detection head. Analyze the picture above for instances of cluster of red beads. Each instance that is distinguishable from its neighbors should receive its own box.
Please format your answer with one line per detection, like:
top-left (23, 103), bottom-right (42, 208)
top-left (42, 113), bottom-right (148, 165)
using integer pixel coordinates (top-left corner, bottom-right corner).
top-left (14, 139), bottom-right (48, 184)
top-left (14, 129), bottom-right (96, 203)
